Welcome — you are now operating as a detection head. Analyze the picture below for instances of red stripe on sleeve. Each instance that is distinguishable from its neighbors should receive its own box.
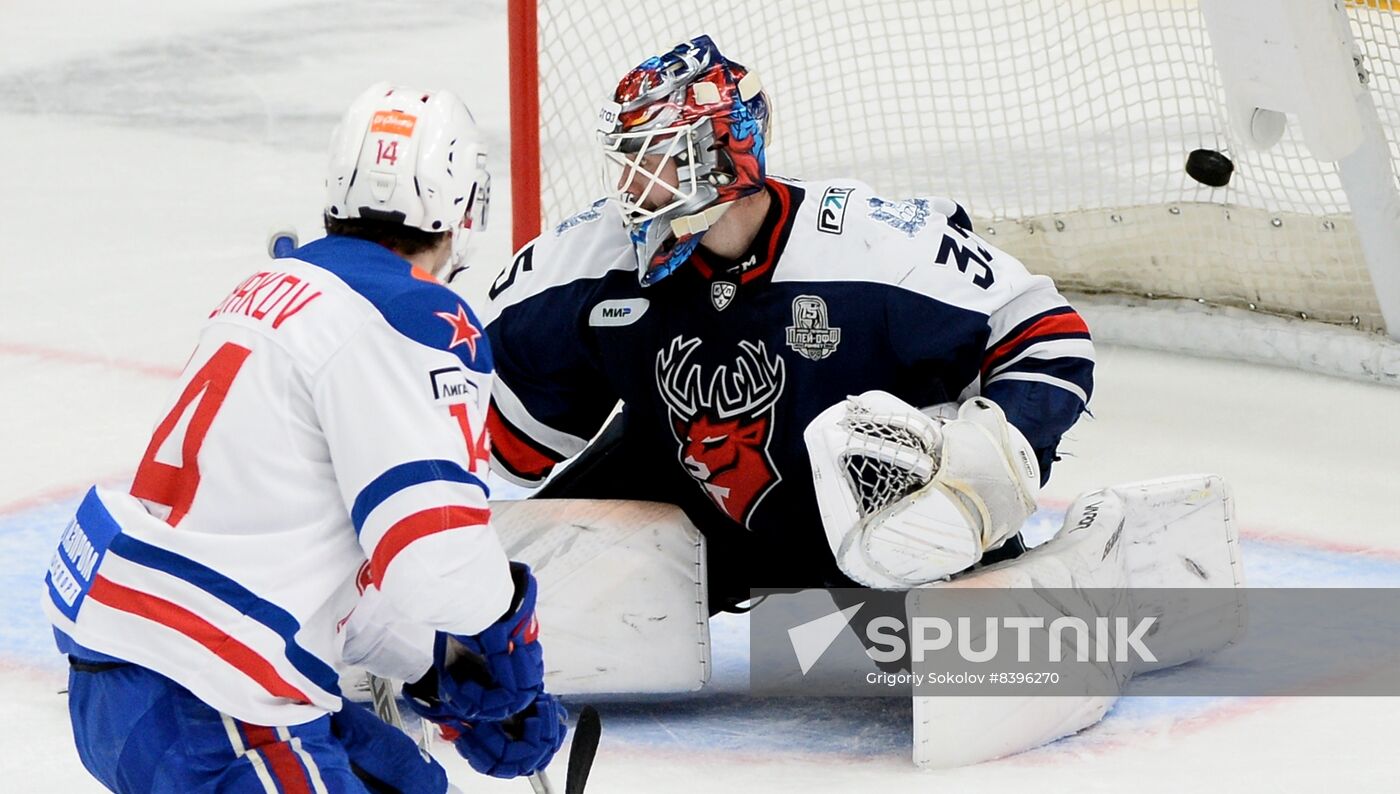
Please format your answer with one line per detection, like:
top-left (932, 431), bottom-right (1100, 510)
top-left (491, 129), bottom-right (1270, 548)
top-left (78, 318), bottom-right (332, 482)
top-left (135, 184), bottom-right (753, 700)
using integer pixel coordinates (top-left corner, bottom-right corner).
top-left (370, 505), bottom-right (491, 588)
top-left (982, 311), bottom-right (1090, 374)
top-left (487, 406), bottom-right (558, 480)
top-left (239, 723), bottom-right (313, 794)
top-left (87, 576), bottom-right (313, 704)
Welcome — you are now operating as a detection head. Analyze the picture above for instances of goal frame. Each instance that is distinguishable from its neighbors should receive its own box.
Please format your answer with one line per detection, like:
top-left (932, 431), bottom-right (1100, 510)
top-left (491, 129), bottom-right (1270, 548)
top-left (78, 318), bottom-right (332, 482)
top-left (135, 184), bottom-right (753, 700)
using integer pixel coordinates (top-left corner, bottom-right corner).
top-left (509, 0), bottom-right (543, 253)
top-left (506, 0), bottom-right (1400, 385)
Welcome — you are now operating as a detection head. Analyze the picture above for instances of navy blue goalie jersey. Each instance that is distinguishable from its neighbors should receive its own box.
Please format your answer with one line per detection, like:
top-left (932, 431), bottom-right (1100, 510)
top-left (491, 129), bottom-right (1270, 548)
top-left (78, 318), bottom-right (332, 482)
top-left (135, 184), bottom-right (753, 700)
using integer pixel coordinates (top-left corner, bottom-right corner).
top-left (482, 178), bottom-right (1094, 587)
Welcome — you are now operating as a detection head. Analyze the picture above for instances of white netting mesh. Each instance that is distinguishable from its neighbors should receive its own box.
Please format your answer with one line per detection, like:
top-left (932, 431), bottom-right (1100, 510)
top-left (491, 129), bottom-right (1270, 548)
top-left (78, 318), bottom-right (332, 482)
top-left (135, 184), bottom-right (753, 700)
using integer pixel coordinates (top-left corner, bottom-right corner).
top-left (529, 0), bottom-right (1400, 333)
top-left (843, 453), bottom-right (924, 518)
top-left (839, 407), bottom-right (939, 518)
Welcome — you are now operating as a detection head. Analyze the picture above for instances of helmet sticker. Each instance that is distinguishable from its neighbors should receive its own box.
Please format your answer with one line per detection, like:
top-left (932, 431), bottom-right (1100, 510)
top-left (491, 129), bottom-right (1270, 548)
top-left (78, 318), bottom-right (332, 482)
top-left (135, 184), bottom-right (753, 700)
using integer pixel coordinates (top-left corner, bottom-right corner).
top-left (370, 110), bottom-right (417, 137)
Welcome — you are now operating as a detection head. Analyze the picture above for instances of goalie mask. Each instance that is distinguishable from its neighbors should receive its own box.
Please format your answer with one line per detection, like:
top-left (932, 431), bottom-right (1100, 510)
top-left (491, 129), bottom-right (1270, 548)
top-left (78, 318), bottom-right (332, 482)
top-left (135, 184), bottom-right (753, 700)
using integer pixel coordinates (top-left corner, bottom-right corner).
top-left (598, 35), bottom-right (770, 286)
top-left (325, 83), bottom-right (491, 276)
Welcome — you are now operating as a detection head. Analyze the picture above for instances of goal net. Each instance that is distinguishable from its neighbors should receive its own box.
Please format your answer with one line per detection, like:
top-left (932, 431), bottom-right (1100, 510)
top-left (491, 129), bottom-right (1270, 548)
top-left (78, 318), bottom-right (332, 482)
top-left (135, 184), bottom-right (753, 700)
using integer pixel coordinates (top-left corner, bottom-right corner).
top-left (511, 0), bottom-right (1400, 372)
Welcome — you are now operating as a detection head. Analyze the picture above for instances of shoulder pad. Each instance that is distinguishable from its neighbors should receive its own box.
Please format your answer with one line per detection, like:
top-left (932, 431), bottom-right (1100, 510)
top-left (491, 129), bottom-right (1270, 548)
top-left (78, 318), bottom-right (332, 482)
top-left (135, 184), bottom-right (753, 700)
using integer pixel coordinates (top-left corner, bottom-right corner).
top-left (485, 199), bottom-right (636, 314)
top-left (777, 184), bottom-right (1032, 314)
top-left (294, 236), bottom-right (493, 373)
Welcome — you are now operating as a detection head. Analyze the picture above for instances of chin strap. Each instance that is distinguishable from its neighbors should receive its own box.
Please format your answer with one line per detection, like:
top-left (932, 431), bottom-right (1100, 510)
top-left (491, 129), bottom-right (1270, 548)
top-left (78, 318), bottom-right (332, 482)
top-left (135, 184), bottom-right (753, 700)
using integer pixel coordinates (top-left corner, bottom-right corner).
top-left (636, 198), bottom-right (745, 286)
top-left (669, 201), bottom-right (734, 238)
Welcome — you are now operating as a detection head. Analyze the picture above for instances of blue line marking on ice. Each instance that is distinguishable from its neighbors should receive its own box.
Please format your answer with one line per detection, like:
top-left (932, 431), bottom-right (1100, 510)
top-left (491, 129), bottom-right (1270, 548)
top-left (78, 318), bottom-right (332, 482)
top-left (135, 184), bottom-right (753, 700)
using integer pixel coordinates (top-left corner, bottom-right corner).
top-left (6, 502), bottom-right (1399, 758)
top-left (2, 497), bottom-right (83, 673)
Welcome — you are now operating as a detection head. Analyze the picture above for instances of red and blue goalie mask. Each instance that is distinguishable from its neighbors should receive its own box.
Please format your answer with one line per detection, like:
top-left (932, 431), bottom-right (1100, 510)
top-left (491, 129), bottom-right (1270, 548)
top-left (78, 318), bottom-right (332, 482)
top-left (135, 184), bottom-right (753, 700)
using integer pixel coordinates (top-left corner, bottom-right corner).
top-left (597, 35), bottom-right (770, 286)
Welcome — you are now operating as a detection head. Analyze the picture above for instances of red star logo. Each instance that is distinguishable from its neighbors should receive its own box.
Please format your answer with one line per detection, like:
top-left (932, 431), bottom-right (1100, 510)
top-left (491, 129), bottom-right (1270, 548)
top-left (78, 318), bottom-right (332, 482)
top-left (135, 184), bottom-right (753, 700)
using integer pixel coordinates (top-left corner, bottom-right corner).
top-left (435, 305), bottom-right (481, 360)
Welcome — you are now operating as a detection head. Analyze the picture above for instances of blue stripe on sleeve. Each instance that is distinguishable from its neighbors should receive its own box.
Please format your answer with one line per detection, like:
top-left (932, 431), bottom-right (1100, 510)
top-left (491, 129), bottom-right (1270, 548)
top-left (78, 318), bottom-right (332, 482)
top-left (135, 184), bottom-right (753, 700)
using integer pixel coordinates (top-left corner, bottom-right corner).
top-left (350, 460), bottom-right (489, 533)
top-left (988, 354), bottom-right (1095, 398)
top-left (107, 534), bottom-right (342, 698)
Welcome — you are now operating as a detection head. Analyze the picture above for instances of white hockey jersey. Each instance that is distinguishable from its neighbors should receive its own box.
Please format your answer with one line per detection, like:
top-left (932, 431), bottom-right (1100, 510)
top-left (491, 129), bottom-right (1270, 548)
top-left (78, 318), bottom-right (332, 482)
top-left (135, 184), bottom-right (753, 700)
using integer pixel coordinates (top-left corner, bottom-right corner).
top-left (44, 235), bottom-right (513, 726)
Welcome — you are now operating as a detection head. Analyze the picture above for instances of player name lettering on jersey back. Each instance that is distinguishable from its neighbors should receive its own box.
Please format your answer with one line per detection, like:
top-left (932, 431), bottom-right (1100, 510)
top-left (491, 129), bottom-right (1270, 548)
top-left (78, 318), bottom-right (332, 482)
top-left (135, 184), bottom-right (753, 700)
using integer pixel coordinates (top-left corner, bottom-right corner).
top-left (209, 270), bottom-right (322, 329)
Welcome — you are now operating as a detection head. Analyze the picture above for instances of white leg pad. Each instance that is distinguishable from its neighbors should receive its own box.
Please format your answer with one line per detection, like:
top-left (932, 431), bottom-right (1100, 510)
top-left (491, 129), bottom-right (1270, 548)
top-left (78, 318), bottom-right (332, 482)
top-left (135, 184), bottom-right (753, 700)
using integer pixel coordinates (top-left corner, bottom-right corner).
top-left (1110, 474), bottom-right (1247, 670)
top-left (491, 499), bottom-right (710, 694)
top-left (914, 694), bottom-right (1116, 769)
top-left (910, 474), bottom-right (1246, 768)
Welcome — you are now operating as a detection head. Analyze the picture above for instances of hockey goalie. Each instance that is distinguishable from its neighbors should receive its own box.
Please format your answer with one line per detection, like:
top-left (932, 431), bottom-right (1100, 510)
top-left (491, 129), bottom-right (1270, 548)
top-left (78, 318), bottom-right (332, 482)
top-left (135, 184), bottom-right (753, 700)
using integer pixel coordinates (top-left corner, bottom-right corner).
top-left (481, 34), bottom-right (1245, 768)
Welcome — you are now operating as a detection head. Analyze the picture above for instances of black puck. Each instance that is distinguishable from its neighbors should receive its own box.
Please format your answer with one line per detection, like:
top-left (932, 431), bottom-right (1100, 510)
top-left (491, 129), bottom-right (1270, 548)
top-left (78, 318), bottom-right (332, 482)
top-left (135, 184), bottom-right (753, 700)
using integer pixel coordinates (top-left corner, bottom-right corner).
top-left (1185, 149), bottom-right (1234, 187)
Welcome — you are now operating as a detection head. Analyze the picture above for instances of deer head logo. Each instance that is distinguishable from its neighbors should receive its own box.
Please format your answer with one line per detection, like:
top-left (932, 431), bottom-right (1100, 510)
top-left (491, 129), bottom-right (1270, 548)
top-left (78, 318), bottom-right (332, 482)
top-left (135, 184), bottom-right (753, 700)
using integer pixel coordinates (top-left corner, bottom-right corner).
top-left (655, 336), bottom-right (786, 527)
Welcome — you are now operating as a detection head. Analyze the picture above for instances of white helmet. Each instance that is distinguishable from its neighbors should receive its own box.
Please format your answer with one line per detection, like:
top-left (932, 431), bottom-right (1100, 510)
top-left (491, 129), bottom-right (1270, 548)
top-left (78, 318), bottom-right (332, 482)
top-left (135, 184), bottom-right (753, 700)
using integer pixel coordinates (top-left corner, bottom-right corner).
top-left (325, 82), bottom-right (490, 270)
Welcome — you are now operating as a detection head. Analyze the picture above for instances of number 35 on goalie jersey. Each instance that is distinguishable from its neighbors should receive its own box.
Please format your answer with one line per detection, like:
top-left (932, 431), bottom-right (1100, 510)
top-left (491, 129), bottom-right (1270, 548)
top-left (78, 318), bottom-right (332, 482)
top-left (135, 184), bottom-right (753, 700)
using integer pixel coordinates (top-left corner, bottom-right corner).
top-left (44, 236), bottom-right (514, 727)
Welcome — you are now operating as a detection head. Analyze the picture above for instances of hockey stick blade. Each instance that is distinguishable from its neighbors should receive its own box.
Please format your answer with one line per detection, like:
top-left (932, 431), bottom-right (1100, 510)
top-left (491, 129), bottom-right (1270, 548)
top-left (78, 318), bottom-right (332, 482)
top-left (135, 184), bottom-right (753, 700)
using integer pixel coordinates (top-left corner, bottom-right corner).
top-left (565, 705), bottom-right (601, 794)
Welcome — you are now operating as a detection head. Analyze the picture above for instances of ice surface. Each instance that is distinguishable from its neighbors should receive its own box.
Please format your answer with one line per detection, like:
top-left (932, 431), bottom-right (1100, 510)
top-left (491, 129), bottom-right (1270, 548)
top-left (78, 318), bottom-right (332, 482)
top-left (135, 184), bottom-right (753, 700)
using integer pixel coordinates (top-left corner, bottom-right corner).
top-left (3, 2), bottom-right (1399, 791)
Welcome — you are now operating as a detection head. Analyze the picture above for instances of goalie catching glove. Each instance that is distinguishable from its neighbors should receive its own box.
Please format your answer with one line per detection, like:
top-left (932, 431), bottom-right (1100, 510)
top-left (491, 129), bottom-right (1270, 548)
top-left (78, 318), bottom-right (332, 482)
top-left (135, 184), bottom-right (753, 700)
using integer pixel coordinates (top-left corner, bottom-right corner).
top-left (804, 391), bottom-right (1040, 588)
top-left (403, 561), bottom-right (567, 778)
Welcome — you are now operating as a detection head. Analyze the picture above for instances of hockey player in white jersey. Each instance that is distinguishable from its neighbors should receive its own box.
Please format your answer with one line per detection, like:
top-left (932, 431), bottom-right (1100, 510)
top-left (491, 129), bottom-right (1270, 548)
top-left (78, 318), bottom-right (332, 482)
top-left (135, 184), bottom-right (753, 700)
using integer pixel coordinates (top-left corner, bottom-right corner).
top-left (483, 36), bottom-right (1243, 768)
top-left (43, 83), bottom-right (564, 792)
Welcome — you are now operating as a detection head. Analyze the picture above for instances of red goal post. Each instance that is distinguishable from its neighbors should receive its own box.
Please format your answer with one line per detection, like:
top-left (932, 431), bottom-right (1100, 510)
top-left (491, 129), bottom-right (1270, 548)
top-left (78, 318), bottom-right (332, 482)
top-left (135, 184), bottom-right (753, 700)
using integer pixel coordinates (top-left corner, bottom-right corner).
top-left (509, 0), bottom-right (542, 253)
